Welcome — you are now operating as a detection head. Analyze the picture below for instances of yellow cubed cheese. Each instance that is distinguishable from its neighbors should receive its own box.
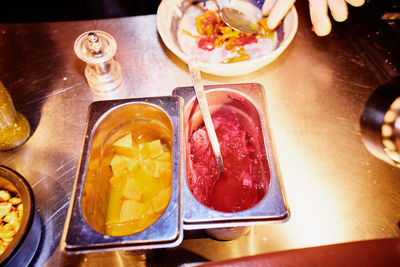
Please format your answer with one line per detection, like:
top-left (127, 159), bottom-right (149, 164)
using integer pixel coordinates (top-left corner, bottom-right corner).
top-left (112, 133), bottom-right (137, 157)
top-left (152, 186), bottom-right (171, 213)
top-left (120, 200), bottom-right (147, 223)
top-left (122, 177), bottom-right (142, 201)
top-left (110, 155), bottom-right (139, 175)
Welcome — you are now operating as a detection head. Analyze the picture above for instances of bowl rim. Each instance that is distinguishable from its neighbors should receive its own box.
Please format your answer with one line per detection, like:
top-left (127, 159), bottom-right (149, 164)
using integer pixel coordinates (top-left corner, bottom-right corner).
top-left (0, 165), bottom-right (35, 265)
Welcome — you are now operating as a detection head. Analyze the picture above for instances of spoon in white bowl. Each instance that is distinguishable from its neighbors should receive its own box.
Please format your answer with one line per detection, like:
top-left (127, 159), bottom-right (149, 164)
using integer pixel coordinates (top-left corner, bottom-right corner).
top-left (188, 57), bottom-right (224, 175)
top-left (211, 0), bottom-right (262, 34)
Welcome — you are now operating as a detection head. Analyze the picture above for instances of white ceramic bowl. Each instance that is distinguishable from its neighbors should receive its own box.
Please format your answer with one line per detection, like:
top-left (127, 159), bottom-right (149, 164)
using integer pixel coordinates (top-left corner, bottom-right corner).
top-left (157, 0), bottom-right (298, 76)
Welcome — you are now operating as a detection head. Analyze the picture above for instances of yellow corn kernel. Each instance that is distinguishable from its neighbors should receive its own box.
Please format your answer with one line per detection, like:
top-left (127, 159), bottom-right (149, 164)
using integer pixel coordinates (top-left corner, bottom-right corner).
top-left (0, 190), bottom-right (10, 202)
top-left (0, 229), bottom-right (15, 239)
top-left (17, 203), bottom-right (23, 218)
top-left (9, 197), bottom-right (21, 205)
top-left (3, 211), bottom-right (17, 223)
top-left (3, 224), bottom-right (12, 231)
top-left (0, 202), bottom-right (12, 219)
top-left (8, 215), bottom-right (19, 228)
top-left (2, 237), bottom-right (13, 243)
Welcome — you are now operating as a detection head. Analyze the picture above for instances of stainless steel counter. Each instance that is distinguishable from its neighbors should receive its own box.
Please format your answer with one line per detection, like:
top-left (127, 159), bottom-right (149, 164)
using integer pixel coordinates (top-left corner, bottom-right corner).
top-left (0, 1), bottom-right (399, 266)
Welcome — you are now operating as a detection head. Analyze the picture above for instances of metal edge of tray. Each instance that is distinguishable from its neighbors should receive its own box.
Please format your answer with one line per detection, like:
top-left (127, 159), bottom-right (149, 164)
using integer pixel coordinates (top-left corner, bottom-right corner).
top-left (173, 83), bottom-right (290, 230)
top-left (60, 96), bottom-right (184, 254)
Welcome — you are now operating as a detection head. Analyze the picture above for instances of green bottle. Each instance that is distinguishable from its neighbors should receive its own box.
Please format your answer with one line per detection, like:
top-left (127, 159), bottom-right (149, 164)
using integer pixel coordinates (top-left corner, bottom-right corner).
top-left (0, 81), bottom-right (30, 151)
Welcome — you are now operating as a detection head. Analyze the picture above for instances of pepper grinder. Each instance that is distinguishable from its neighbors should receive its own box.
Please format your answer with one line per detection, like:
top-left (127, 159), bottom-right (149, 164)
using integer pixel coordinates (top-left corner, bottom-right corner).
top-left (0, 81), bottom-right (30, 151)
top-left (74, 30), bottom-right (123, 93)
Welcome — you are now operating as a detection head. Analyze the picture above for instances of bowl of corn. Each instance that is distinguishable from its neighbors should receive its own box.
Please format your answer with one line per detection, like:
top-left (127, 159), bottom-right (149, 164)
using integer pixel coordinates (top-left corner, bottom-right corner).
top-left (0, 165), bottom-right (41, 266)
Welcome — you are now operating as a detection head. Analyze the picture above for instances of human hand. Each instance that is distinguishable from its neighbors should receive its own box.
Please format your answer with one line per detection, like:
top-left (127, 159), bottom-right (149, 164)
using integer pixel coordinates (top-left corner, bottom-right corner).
top-left (262, 0), bottom-right (365, 36)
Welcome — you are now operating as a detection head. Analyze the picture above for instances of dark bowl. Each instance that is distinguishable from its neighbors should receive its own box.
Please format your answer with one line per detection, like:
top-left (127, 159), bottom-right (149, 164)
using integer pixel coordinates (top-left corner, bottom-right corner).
top-left (0, 165), bottom-right (41, 266)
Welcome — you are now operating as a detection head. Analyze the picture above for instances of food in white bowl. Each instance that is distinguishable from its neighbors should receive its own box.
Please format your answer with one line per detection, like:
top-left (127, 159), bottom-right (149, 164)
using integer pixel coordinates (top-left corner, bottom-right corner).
top-left (180, 7), bottom-right (276, 64)
top-left (157, 0), bottom-right (298, 76)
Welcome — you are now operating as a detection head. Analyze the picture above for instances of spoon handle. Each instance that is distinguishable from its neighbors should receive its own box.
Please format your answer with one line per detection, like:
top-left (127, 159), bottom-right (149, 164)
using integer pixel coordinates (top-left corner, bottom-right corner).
top-left (188, 58), bottom-right (224, 173)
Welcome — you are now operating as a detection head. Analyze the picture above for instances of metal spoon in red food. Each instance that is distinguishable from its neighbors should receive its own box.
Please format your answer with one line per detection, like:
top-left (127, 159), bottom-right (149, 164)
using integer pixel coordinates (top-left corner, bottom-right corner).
top-left (188, 58), bottom-right (224, 177)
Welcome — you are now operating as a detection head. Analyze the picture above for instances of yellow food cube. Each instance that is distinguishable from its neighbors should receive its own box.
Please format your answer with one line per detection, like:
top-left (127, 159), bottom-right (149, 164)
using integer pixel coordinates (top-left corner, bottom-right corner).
top-left (126, 158), bottom-right (139, 172)
top-left (112, 133), bottom-right (138, 157)
top-left (106, 177), bottom-right (124, 225)
top-left (138, 143), bottom-right (149, 159)
top-left (106, 220), bottom-right (135, 236)
top-left (0, 202), bottom-right (12, 219)
top-left (146, 139), bottom-right (165, 159)
top-left (122, 177), bottom-right (142, 201)
top-left (153, 160), bottom-right (172, 178)
top-left (156, 151), bottom-right (171, 161)
top-left (140, 158), bottom-right (153, 176)
top-left (109, 169), bottom-right (126, 187)
top-left (146, 205), bottom-right (155, 217)
top-left (133, 168), bottom-right (162, 201)
top-left (160, 169), bottom-right (172, 187)
top-left (119, 200), bottom-right (147, 223)
top-left (152, 186), bottom-right (171, 213)
top-left (153, 161), bottom-right (161, 178)
top-left (110, 155), bottom-right (139, 175)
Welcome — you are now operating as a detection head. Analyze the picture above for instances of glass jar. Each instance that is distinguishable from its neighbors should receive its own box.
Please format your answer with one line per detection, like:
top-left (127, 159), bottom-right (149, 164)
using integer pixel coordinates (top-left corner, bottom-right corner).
top-left (0, 81), bottom-right (30, 151)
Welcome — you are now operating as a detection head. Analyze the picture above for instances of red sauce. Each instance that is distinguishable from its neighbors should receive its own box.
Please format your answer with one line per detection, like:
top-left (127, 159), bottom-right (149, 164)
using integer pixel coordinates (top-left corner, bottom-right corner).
top-left (198, 36), bottom-right (217, 51)
top-left (188, 108), bottom-right (268, 212)
top-left (236, 35), bottom-right (258, 46)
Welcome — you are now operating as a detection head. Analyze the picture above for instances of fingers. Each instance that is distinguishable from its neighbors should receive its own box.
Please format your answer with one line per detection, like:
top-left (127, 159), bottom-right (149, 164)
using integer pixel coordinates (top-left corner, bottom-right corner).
top-left (328, 0), bottom-right (348, 22)
top-left (308, 0), bottom-right (332, 36)
top-left (262, 0), bottom-right (277, 16)
top-left (266, 0), bottom-right (296, 29)
top-left (345, 0), bottom-right (365, 7)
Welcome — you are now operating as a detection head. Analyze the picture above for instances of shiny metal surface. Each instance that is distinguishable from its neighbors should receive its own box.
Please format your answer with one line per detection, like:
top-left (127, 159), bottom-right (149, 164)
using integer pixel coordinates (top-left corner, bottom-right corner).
top-left (173, 84), bottom-right (288, 229)
top-left (61, 97), bottom-right (183, 254)
top-left (0, 1), bottom-right (399, 265)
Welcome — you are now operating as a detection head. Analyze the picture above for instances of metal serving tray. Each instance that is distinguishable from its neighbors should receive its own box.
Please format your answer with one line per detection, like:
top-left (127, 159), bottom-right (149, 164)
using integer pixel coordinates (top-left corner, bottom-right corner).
top-left (173, 83), bottom-right (289, 230)
top-left (60, 96), bottom-right (183, 254)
